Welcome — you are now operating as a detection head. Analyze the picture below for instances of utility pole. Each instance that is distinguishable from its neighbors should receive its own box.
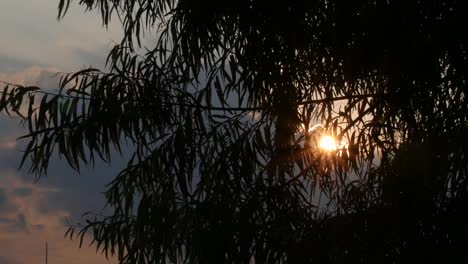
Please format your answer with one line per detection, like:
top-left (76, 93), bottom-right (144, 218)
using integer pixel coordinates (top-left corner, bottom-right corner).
top-left (45, 242), bottom-right (48, 264)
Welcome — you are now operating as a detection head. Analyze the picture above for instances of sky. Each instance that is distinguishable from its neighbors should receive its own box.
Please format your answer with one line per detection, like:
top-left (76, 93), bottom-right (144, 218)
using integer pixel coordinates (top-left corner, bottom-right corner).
top-left (0, 0), bottom-right (125, 263)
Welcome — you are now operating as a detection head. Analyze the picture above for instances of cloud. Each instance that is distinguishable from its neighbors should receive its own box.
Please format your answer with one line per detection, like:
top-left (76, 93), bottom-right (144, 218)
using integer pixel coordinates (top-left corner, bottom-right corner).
top-left (0, 189), bottom-right (12, 212)
top-left (0, 65), bottom-right (65, 123)
top-left (0, 0), bottom-right (122, 72)
top-left (0, 55), bottom-right (32, 73)
top-left (0, 1), bottom-right (124, 262)
top-left (0, 256), bottom-right (15, 264)
top-left (0, 138), bottom-right (17, 151)
top-left (0, 171), bottom-right (116, 264)
top-left (0, 66), bottom-right (48, 153)
top-left (0, 65), bottom-right (61, 89)
top-left (13, 187), bottom-right (33, 197)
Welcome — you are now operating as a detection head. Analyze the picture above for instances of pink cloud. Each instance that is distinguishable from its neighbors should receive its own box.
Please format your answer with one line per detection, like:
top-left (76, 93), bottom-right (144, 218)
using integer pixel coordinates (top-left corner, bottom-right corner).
top-left (0, 66), bottom-right (60, 87)
top-left (0, 171), bottom-right (116, 263)
top-left (0, 138), bottom-right (16, 150)
top-left (0, 65), bottom-right (65, 118)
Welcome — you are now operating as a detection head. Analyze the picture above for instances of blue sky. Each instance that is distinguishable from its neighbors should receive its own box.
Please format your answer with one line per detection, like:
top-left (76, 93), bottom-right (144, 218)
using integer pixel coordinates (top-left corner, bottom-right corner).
top-left (0, 0), bottom-right (125, 262)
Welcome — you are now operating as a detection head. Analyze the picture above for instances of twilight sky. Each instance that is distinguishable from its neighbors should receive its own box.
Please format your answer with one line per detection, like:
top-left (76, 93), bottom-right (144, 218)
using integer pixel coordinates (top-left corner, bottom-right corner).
top-left (0, 0), bottom-right (125, 263)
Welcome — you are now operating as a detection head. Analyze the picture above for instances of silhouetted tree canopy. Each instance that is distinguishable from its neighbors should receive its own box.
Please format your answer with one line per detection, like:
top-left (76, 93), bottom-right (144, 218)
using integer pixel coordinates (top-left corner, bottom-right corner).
top-left (2, 0), bottom-right (468, 263)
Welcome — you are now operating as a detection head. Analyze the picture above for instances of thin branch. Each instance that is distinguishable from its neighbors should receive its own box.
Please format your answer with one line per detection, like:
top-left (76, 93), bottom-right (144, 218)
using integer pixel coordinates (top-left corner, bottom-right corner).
top-left (1, 81), bottom-right (382, 112)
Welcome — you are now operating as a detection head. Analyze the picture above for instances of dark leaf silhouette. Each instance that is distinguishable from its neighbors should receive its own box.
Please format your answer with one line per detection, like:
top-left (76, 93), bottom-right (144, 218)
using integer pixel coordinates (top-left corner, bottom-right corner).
top-left (2, 0), bottom-right (468, 262)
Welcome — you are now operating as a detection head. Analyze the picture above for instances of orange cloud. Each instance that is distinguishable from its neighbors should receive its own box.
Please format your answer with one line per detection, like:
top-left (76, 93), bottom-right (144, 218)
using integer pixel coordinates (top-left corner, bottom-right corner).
top-left (0, 66), bottom-right (65, 118)
top-left (0, 171), bottom-right (116, 263)
top-left (0, 66), bottom-right (60, 87)
top-left (0, 137), bottom-right (17, 151)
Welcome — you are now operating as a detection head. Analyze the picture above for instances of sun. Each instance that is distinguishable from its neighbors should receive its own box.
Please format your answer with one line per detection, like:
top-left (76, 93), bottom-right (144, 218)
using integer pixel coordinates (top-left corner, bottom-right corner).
top-left (318, 135), bottom-right (337, 152)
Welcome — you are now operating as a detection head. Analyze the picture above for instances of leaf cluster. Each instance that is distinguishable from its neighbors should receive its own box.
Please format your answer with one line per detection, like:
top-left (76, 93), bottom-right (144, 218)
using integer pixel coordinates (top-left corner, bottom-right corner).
top-left (2, 0), bottom-right (468, 262)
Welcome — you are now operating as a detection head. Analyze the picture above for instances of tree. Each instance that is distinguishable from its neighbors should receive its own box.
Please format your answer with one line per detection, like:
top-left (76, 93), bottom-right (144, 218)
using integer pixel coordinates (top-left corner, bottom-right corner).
top-left (2, 0), bottom-right (468, 262)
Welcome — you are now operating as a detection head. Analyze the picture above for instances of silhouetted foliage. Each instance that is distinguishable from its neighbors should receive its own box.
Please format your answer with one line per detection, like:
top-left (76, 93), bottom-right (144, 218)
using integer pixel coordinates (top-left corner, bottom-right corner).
top-left (2, 0), bottom-right (468, 263)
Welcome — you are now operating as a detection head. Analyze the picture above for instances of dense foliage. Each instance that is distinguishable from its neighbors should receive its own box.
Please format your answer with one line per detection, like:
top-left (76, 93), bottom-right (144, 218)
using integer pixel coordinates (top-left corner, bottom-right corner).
top-left (2, 0), bottom-right (468, 262)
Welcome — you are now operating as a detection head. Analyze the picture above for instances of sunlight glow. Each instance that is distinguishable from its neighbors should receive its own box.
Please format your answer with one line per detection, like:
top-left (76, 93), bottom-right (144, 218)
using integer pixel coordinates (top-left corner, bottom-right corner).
top-left (318, 135), bottom-right (337, 152)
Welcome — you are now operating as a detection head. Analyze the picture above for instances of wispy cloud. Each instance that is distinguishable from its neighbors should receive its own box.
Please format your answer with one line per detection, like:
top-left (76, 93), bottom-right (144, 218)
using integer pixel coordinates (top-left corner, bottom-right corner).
top-left (0, 0), bottom-right (121, 71)
top-left (0, 1), bottom-right (124, 262)
top-left (0, 171), bottom-right (115, 264)
top-left (0, 65), bottom-right (60, 88)
top-left (0, 138), bottom-right (16, 151)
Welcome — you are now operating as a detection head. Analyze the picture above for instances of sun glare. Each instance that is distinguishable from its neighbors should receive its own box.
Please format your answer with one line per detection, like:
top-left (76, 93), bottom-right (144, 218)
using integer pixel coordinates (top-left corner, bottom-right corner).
top-left (318, 135), bottom-right (337, 152)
